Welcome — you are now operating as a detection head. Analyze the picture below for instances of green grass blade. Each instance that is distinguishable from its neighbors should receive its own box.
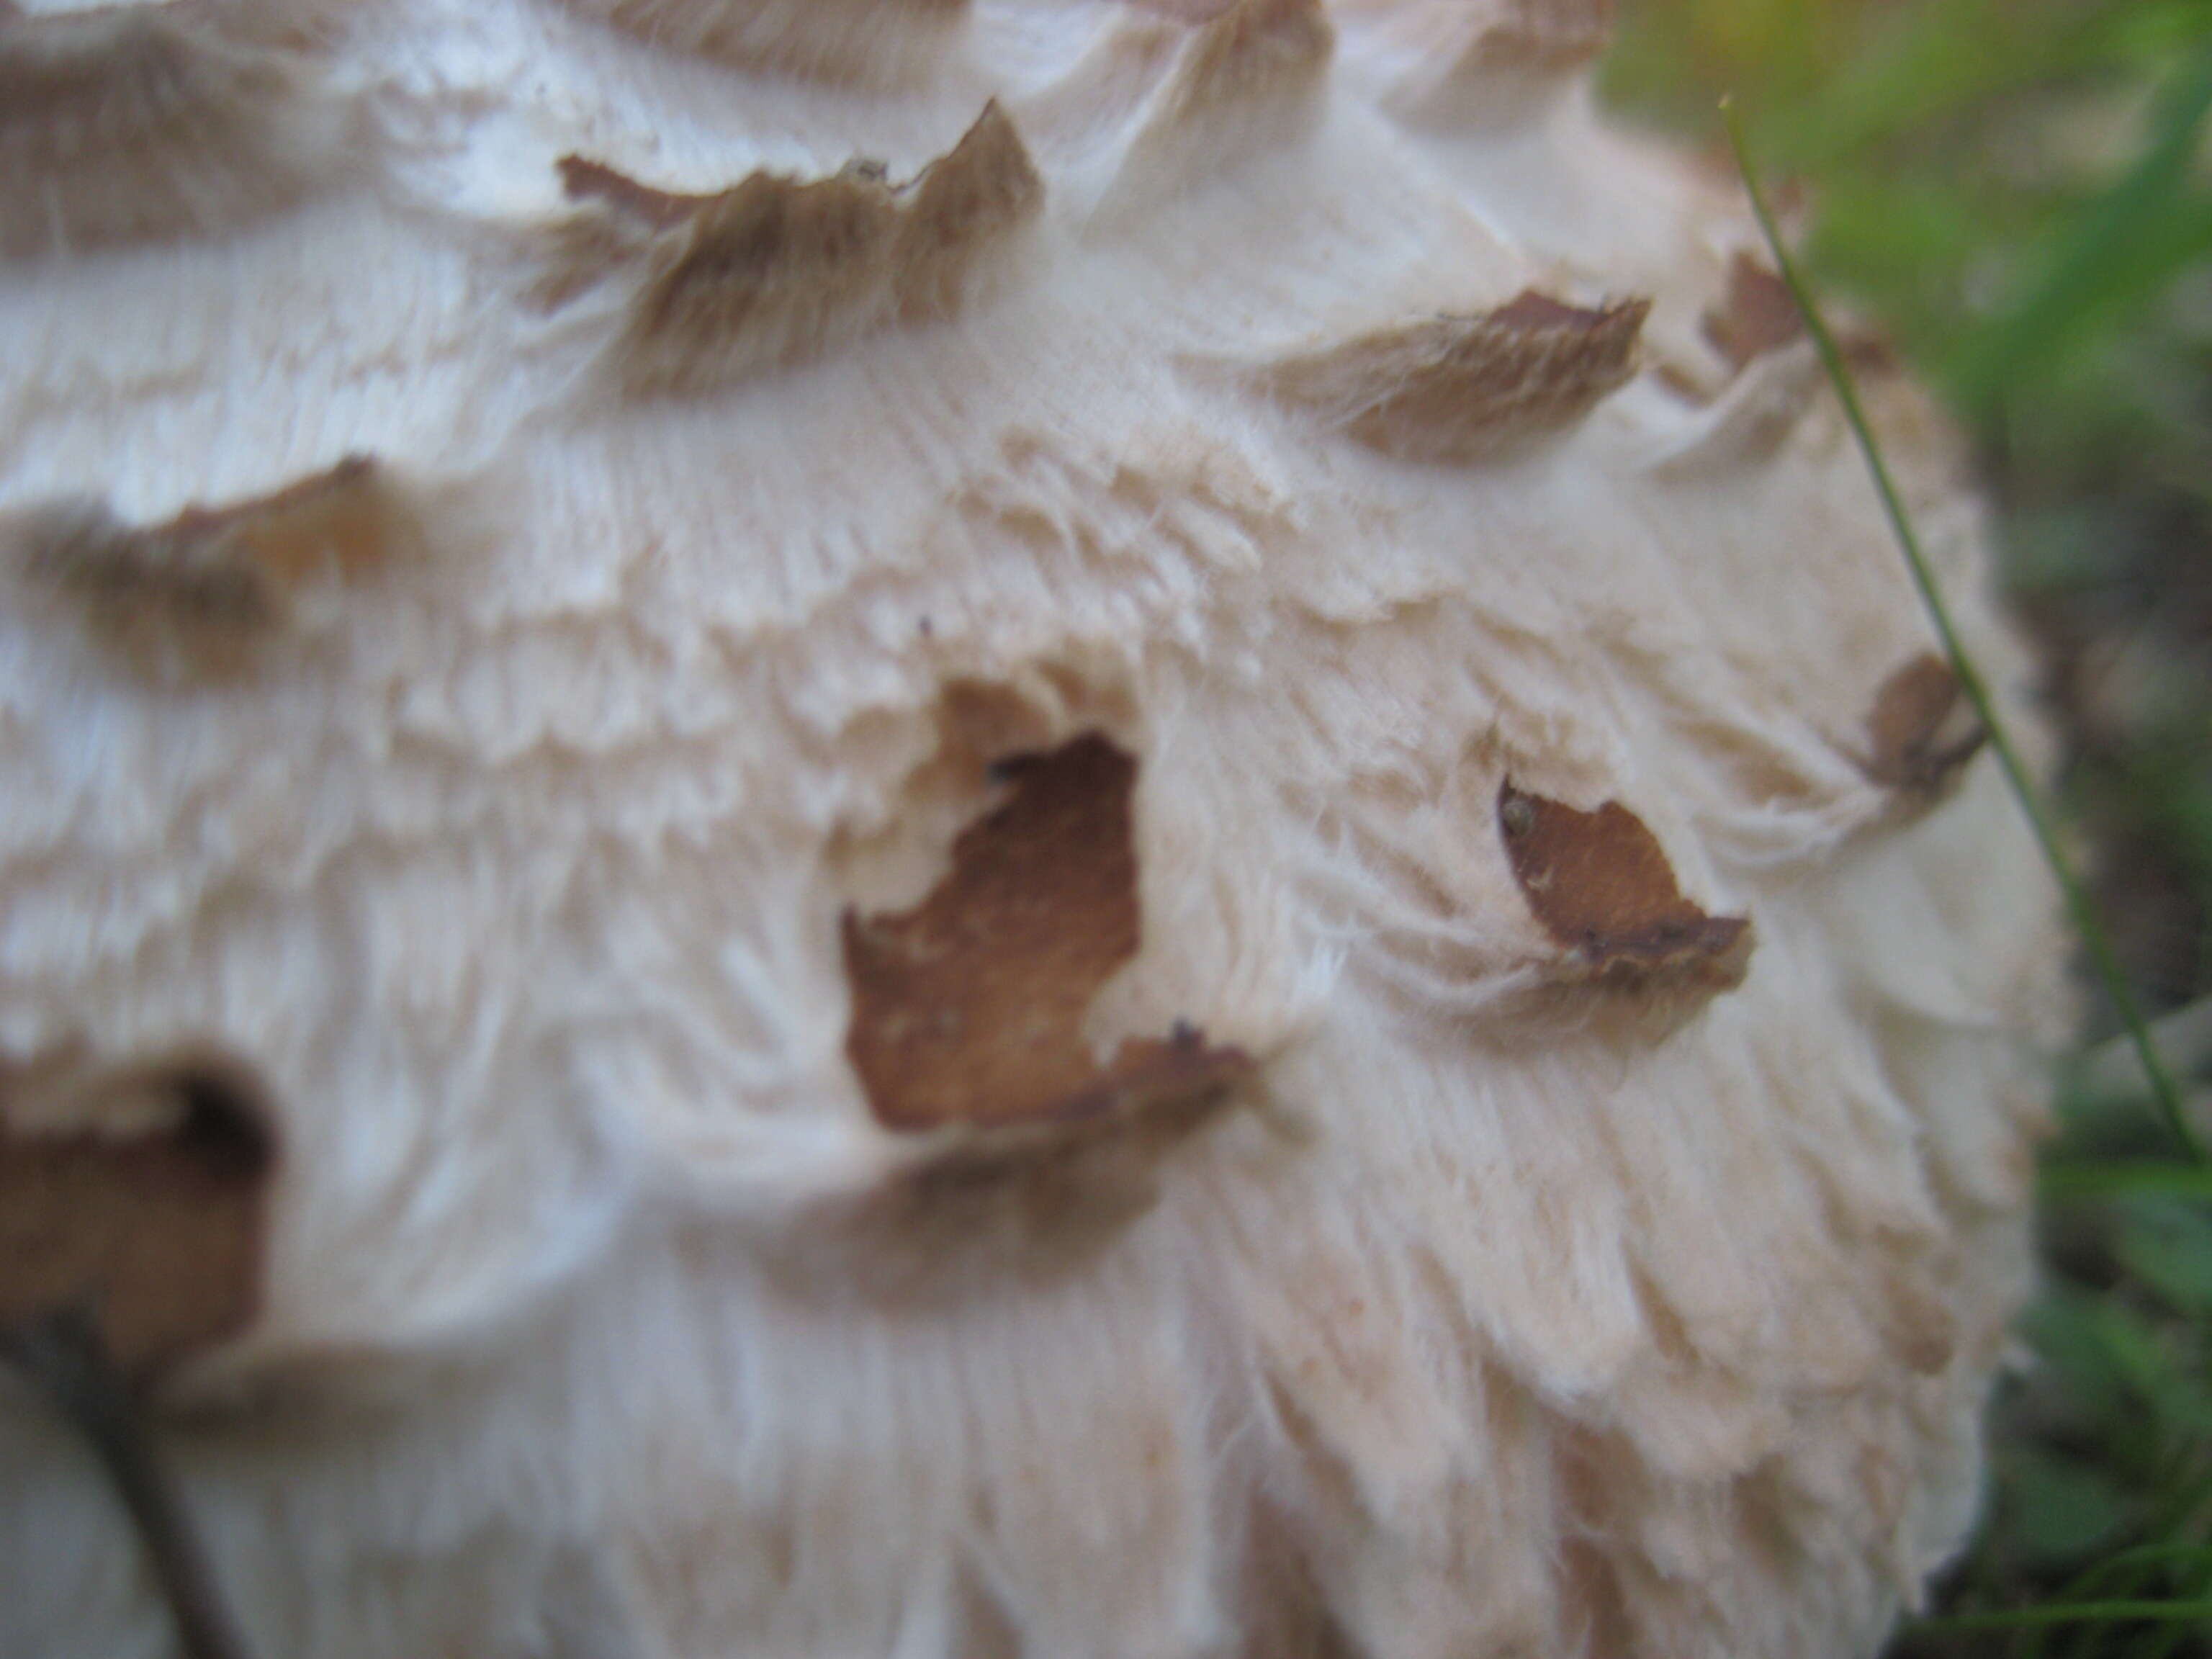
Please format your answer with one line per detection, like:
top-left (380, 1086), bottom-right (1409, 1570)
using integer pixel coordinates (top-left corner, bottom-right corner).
top-left (1948, 43), bottom-right (2212, 412)
top-left (2043, 1161), bottom-right (2212, 1202)
top-left (2044, 1542), bottom-right (2212, 1588)
top-left (1722, 99), bottom-right (2206, 1166)
top-left (1, 1310), bottom-right (255, 1659)
top-left (1911, 1599), bottom-right (2212, 1634)
top-left (1776, 0), bottom-right (2114, 171)
top-left (2028, 1547), bottom-right (2212, 1659)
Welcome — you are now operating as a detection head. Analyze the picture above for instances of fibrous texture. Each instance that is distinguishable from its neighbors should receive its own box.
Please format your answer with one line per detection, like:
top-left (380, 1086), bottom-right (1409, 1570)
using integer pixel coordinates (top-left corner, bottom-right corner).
top-left (0, 0), bottom-right (359, 257)
top-left (0, 2), bottom-right (2066, 1657)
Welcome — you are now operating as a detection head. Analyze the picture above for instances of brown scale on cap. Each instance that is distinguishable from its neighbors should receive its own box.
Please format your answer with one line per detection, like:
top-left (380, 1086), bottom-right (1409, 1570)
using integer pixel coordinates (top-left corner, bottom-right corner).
top-left (1498, 782), bottom-right (1753, 988)
top-left (0, 1045), bottom-right (276, 1380)
top-left (1702, 252), bottom-right (1804, 369)
top-left (894, 102), bottom-right (1046, 321)
top-left (567, 102), bottom-right (1043, 392)
top-left (1701, 251), bottom-right (1899, 378)
top-left (1098, 0), bottom-right (1331, 209)
top-left (1465, 0), bottom-right (1616, 71)
top-left (565, 0), bottom-right (970, 82)
top-left (1652, 253), bottom-right (1909, 465)
top-left (557, 155), bottom-right (707, 231)
top-left (1862, 652), bottom-right (1987, 799)
top-left (1261, 290), bottom-right (1649, 463)
top-left (843, 734), bottom-right (1250, 1135)
top-left (1156, 0), bottom-right (1333, 125)
top-left (11, 456), bottom-right (408, 676)
top-left (619, 170), bottom-right (903, 390)
top-left (1371, 0), bottom-right (1614, 121)
top-left (1126, 1), bottom-right (1243, 19)
top-left (0, 1), bottom-right (344, 259)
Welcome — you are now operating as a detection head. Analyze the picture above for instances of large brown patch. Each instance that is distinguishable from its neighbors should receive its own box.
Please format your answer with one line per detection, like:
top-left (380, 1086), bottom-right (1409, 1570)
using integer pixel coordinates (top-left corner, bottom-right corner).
top-left (844, 734), bottom-right (1249, 1133)
top-left (0, 1048), bottom-right (276, 1378)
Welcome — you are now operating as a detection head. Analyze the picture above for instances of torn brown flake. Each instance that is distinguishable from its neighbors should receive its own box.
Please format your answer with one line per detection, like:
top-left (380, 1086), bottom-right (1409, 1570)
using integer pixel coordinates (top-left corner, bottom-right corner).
top-left (622, 168), bottom-right (903, 388)
top-left (1125, 1), bottom-right (1244, 18)
top-left (557, 154), bottom-right (707, 230)
top-left (570, 0), bottom-right (969, 83)
top-left (145, 454), bottom-right (400, 587)
top-left (1863, 653), bottom-right (1986, 797)
top-left (0, 2), bottom-right (343, 258)
top-left (1702, 252), bottom-right (1802, 369)
top-left (567, 102), bottom-right (1043, 391)
top-left (1701, 250), bottom-right (1897, 379)
top-left (1655, 254), bottom-right (1899, 467)
top-left (1498, 783), bottom-right (1751, 987)
top-left (1156, 0), bottom-right (1333, 125)
top-left (844, 734), bottom-right (1250, 1134)
top-left (1094, 0), bottom-right (1331, 210)
top-left (1374, 0), bottom-right (1613, 121)
top-left (0, 1045), bottom-right (276, 1379)
top-left (12, 456), bottom-right (406, 673)
top-left (894, 102), bottom-right (1045, 320)
top-left (1260, 290), bottom-right (1648, 462)
top-left (1465, 0), bottom-right (1615, 70)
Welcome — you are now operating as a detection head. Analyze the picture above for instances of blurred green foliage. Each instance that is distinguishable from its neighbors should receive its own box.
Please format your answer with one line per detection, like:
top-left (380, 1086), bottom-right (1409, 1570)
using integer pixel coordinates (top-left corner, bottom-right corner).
top-left (1604, 2), bottom-right (2212, 1651)
top-left (1606, 1), bottom-right (2212, 616)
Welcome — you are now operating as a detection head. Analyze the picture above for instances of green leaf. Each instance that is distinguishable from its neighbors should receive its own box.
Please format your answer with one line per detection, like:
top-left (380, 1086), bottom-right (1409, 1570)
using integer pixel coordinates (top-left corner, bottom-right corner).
top-left (2015, 1289), bottom-right (2209, 1465)
top-left (1998, 1449), bottom-right (2136, 1565)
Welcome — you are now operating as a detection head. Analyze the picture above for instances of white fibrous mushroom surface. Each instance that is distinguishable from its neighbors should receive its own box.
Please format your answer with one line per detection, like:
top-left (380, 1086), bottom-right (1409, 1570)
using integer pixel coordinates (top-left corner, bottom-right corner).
top-left (0, 1), bottom-right (2069, 1655)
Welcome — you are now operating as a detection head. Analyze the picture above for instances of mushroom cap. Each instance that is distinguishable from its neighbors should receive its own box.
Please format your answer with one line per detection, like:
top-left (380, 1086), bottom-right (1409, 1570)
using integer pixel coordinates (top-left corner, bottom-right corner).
top-left (0, 1), bottom-right (2066, 1655)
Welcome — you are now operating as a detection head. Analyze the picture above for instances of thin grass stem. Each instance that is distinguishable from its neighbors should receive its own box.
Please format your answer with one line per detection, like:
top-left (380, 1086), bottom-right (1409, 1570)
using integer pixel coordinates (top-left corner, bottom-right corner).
top-left (2043, 1161), bottom-right (2212, 1201)
top-left (2028, 1545), bottom-right (2212, 1659)
top-left (1722, 99), bottom-right (2205, 1166)
top-left (1911, 1600), bottom-right (2212, 1633)
top-left (0, 1309), bottom-right (253, 1659)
